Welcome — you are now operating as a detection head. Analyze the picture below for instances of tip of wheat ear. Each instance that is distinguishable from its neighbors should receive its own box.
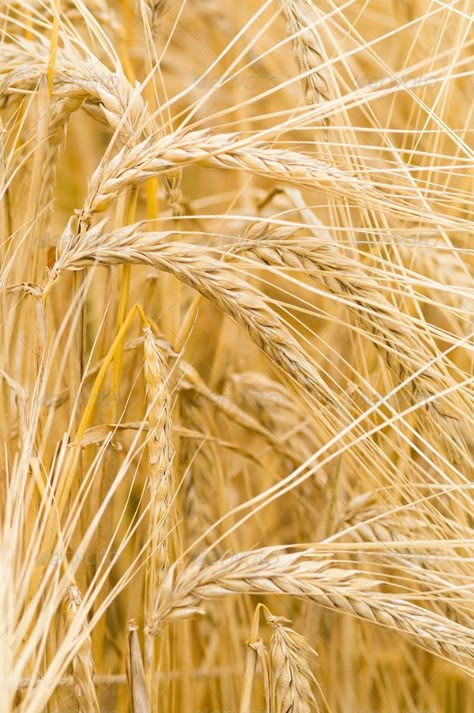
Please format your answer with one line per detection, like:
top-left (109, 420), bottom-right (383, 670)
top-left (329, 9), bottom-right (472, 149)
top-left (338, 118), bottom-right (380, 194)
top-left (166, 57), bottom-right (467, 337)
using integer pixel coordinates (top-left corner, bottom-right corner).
top-left (267, 613), bottom-right (318, 713)
top-left (126, 620), bottom-right (150, 713)
top-left (64, 585), bottom-right (100, 713)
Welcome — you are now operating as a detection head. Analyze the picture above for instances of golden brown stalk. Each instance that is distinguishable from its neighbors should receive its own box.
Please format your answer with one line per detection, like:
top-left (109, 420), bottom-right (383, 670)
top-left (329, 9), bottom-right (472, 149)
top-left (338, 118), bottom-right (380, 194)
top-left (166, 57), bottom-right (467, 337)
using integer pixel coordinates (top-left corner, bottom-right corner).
top-left (240, 604), bottom-right (265, 713)
top-left (250, 638), bottom-right (272, 713)
top-left (64, 585), bottom-right (100, 713)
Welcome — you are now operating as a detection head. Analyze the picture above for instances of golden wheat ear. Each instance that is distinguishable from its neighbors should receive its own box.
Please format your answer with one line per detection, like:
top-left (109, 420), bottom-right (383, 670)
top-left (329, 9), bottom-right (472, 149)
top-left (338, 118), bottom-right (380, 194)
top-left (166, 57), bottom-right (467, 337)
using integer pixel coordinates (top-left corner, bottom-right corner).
top-left (64, 585), bottom-right (100, 713)
top-left (126, 620), bottom-right (150, 713)
top-left (266, 612), bottom-right (318, 713)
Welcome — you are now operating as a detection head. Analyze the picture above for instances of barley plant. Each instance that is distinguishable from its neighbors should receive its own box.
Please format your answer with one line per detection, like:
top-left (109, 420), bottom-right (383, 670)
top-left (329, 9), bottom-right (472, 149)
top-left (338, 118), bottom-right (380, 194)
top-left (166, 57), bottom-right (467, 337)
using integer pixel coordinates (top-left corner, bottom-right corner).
top-left (0, 1), bottom-right (473, 712)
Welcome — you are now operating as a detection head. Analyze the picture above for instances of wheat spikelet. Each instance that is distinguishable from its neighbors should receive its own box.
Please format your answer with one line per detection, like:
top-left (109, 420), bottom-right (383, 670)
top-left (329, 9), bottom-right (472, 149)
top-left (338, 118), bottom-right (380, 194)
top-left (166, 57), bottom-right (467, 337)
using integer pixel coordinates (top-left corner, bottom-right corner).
top-left (163, 171), bottom-right (184, 217)
top-left (225, 371), bottom-right (320, 470)
top-left (4, 0), bottom-right (123, 34)
top-left (145, 1), bottom-right (171, 34)
top-left (76, 130), bottom-right (443, 227)
top-left (339, 494), bottom-right (428, 545)
top-left (0, 40), bottom-right (147, 138)
top-left (338, 494), bottom-right (473, 628)
top-left (181, 362), bottom-right (299, 464)
top-left (142, 325), bottom-right (174, 692)
top-left (266, 612), bottom-right (318, 713)
top-left (64, 586), bottom-right (99, 713)
top-left (181, 439), bottom-right (218, 549)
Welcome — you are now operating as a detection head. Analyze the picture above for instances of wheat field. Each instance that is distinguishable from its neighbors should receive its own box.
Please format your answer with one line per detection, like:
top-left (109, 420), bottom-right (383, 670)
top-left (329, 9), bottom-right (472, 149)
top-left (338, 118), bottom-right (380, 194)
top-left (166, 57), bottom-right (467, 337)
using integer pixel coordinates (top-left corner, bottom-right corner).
top-left (0, 1), bottom-right (473, 712)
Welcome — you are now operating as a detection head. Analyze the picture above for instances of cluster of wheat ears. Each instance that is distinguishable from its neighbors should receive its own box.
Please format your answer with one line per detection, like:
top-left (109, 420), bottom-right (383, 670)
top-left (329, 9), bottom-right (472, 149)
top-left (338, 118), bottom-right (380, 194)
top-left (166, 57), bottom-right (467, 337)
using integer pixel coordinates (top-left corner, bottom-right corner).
top-left (0, 1), bottom-right (472, 712)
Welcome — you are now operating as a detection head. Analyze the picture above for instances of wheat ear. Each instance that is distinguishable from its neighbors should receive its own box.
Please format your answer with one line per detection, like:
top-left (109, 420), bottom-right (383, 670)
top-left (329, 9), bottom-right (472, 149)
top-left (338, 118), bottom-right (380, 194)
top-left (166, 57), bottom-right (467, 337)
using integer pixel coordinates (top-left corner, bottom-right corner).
top-left (239, 220), bottom-right (471, 462)
top-left (151, 548), bottom-right (474, 668)
top-left (64, 586), bottom-right (100, 713)
top-left (143, 326), bottom-right (174, 678)
top-left (280, 0), bottom-right (329, 106)
top-left (266, 611), bottom-right (318, 713)
top-left (77, 130), bottom-right (437, 227)
top-left (126, 620), bottom-right (150, 713)
top-left (143, 326), bottom-right (174, 591)
top-left (49, 227), bottom-right (334, 407)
